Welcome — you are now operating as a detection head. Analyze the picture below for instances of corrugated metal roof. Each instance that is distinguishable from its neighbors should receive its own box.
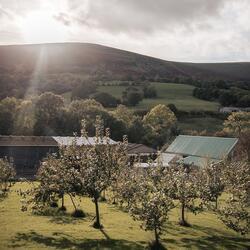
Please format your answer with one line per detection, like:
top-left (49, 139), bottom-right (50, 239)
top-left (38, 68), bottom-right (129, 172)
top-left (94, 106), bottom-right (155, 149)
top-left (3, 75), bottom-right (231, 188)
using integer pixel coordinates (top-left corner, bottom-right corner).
top-left (166, 135), bottom-right (238, 160)
top-left (178, 156), bottom-right (221, 168)
top-left (0, 136), bottom-right (116, 147)
top-left (53, 136), bottom-right (116, 146)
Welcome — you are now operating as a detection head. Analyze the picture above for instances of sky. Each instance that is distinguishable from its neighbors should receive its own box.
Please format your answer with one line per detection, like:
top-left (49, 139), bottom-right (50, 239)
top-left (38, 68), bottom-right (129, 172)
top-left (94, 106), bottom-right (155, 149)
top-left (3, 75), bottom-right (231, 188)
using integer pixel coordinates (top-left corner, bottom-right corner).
top-left (0, 0), bottom-right (249, 62)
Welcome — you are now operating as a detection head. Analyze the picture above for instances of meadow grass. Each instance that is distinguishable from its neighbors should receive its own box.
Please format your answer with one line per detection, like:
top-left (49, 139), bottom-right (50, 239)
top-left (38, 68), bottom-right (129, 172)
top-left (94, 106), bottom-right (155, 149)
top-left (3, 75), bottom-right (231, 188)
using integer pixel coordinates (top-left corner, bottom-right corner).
top-left (0, 182), bottom-right (249, 250)
top-left (178, 117), bottom-right (224, 133)
top-left (98, 83), bottom-right (219, 112)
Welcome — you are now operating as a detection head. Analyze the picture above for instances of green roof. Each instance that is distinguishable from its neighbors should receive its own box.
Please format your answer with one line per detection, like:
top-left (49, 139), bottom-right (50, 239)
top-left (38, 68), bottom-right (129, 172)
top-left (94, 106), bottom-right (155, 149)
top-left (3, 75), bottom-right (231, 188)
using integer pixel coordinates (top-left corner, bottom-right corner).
top-left (166, 135), bottom-right (238, 160)
top-left (178, 156), bottom-right (221, 168)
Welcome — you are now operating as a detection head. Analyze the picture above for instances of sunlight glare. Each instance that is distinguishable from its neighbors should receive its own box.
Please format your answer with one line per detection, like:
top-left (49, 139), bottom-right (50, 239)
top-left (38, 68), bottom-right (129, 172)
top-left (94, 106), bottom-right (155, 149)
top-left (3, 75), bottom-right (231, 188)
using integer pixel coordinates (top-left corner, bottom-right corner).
top-left (21, 10), bottom-right (68, 43)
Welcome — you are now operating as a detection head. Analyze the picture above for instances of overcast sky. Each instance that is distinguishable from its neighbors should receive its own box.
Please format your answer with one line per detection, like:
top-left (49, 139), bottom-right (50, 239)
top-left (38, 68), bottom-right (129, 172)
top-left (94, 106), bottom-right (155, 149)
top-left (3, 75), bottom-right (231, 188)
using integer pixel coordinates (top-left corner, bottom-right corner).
top-left (0, 0), bottom-right (249, 62)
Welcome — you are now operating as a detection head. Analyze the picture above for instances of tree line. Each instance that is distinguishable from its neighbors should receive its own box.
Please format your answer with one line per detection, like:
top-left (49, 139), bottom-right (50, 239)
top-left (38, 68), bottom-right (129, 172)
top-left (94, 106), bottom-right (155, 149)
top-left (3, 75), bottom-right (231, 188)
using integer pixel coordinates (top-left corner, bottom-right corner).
top-left (0, 92), bottom-right (176, 148)
top-left (192, 80), bottom-right (250, 107)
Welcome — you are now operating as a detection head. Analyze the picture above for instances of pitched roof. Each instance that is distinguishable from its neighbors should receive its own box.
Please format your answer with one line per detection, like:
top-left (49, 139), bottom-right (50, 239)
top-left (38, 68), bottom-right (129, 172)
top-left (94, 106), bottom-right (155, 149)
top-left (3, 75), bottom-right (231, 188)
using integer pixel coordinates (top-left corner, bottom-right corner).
top-left (166, 135), bottom-right (238, 160)
top-left (52, 136), bottom-right (116, 146)
top-left (0, 136), bottom-right (57, 147)
top-left (0, 136), bottom-right (116, 147)
top-left (127, 143), bottom-right (157, 155)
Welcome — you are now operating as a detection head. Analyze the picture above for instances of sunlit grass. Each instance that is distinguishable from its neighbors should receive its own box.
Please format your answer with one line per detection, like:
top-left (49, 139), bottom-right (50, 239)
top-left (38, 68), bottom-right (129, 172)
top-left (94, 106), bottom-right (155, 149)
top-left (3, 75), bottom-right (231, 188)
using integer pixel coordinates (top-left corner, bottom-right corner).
top-left (1, 182), bottom-right (248, 250)
top-left (98, 82), bottom-right (219, 111)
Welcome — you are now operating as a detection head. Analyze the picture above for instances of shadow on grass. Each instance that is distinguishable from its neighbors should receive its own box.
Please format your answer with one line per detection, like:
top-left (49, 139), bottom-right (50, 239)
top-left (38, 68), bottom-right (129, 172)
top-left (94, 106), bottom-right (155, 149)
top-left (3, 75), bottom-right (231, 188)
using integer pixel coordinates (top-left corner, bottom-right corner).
top-left (0, 192), bottom-right (8, 202)
top-left (163, 235), bottom-right (249, 250)
top-left (49, 214), bottom-right (84, 224)
top-left (48, 211), bottom-right (93, 225)
top-left (164, 222), bottom-right (250, 250)
top-left (10, 231), bottom-right (145, 250)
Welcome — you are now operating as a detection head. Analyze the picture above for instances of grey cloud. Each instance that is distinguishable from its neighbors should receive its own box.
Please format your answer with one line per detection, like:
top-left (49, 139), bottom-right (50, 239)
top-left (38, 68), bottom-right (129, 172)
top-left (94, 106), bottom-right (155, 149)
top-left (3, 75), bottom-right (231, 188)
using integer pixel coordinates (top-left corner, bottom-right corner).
top-left (54, 12), bottom-right (71, 26)
top-left (65, 0), bottom-right (229, 34)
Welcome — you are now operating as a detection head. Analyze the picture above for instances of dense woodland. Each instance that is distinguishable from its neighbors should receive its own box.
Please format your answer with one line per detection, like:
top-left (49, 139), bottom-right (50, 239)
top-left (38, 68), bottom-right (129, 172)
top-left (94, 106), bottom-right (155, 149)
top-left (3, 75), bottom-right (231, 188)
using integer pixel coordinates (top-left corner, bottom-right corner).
top-left (192, 80), bottom-right (250, 107)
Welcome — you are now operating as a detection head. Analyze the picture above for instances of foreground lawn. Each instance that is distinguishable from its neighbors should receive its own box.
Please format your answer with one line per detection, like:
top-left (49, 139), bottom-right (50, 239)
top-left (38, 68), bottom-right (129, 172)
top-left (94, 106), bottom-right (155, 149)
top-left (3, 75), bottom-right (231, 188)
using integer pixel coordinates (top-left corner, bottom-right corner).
top-left (98, 83), bottom-right (219, 111)
top-left (0, 182), bottom-right (249, 250)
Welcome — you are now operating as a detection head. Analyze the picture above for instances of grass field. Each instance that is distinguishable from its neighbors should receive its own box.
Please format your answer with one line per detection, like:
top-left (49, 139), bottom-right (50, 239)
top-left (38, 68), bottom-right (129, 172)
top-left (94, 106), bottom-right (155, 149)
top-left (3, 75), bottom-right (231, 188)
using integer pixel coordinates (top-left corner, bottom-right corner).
top-left (179, 117), bottom-right (224, 133)
top-left (98, 83), bottom-right (219, 111)
top-left (0, 182), bottom-right (249, 250)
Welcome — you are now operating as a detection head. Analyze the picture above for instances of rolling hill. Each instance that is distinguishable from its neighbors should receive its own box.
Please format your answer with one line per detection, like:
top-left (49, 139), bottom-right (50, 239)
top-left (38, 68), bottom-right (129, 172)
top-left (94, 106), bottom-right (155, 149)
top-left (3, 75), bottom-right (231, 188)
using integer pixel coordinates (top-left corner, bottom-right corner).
top-left (0, 43), bottom-right (250, 81)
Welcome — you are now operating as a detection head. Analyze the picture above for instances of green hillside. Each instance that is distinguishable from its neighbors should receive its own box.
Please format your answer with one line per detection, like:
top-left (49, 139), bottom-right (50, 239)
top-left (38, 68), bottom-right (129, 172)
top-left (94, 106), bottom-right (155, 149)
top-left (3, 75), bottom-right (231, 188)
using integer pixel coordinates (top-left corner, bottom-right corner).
top-left (0, 43), bottom-right (250, 81)
top-left (98, 83), bottom-right (219, 111)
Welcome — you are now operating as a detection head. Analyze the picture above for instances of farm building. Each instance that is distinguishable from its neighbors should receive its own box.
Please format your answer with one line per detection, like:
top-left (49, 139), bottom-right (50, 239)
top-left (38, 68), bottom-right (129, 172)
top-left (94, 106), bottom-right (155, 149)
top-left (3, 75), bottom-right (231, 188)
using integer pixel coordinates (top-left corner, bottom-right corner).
top-left (136, 135), bottom-right (238, 168)
top-left (163, 135), bottom-right (238, 167)
top-left (0, 136), bottom-right (155, 178)
top-left (127, 143), bottom-right (157, 163)
top-left (219, 107), bottom-right (250, 113)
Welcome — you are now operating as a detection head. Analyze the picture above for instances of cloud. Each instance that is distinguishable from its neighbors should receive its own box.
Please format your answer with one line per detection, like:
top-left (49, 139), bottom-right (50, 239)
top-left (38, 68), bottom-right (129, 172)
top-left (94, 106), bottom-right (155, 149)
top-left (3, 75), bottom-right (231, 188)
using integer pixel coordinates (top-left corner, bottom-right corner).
top-left (54, 12), bottom-right (71, 26)
top-left (64, 0), bottom-right (228, 34)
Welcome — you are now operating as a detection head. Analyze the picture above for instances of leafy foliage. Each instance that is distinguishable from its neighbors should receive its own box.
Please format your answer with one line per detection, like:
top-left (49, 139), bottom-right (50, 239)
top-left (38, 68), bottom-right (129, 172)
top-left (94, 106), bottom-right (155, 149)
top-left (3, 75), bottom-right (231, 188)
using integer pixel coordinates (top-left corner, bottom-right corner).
top-left (218, 160), bottom-right (250, 235)
top-left (199, 162), bottom-right (224, 210)
top-left (92, 92), bottom-right (119, 107)
top-left (0, 158), bottom-right (16, 196)
top-left (122, 87), bottom-right (143, 106)
top-left (33, 92), bottom-right (65, 135)
top-left (143, 84), bottom-right (157, 98)
top-left (116, 164), bottom-right (174, 247)
top-left (143, 104), bottom-right (177, 147)
top-left (223, 111), bottom-right (250, 136)
top-left (71, 80), bottom-right (97, 100)
top-left (169, 165), bottom-right (203, 226)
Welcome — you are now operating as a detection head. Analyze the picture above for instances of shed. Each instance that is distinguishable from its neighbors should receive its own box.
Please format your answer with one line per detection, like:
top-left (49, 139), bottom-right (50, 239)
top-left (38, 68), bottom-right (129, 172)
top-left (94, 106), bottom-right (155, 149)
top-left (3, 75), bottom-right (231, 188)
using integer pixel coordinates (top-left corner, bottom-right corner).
top-left (127, 143), bottom-right (157, 163)
top-left (0, 136), bottom-right (116, 179)
top-left (165, 135), bottom-right (238, 167)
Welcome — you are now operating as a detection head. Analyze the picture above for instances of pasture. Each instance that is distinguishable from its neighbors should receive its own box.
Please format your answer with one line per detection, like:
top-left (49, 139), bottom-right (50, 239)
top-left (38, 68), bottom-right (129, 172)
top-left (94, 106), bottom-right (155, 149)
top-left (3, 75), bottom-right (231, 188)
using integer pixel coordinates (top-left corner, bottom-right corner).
top-left (178, 117), bottom-right (224, 133)
top-left (98, 83), bottom-right (219, 111)
top-left (0, 182), bottom-right (249, 250)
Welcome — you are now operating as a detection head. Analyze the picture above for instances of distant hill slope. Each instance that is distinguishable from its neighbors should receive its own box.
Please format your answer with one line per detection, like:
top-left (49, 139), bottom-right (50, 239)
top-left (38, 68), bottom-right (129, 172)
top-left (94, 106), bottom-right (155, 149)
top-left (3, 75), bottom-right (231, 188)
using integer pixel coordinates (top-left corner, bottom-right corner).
top-left (0, 43), bottom-right (250, 81)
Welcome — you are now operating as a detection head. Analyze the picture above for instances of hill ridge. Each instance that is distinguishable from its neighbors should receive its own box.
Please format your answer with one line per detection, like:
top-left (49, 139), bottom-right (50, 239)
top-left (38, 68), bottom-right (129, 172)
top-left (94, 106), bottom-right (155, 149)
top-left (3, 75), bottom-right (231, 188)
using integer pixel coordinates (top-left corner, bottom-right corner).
top-left (0, 43), bottom-right (250, 81)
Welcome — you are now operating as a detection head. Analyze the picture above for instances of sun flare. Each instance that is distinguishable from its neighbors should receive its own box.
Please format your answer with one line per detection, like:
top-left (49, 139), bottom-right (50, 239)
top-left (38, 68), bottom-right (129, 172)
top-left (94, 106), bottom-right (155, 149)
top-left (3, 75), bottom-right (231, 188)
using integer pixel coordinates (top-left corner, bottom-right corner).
top-left (21, 10), bottom-right (68, 43)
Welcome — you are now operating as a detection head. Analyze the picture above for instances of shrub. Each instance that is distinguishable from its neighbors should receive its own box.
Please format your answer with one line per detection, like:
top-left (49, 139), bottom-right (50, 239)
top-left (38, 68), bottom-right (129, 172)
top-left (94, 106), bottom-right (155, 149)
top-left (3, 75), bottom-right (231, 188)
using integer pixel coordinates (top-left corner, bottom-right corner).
top-left (50, 201), bottom-right (58, 208)
top-left (71, 209), bottom-right (86, 218)
top-left (92, 92), bottom-right (118, 107)
top-left (58, 205), bottom-right (67, 212)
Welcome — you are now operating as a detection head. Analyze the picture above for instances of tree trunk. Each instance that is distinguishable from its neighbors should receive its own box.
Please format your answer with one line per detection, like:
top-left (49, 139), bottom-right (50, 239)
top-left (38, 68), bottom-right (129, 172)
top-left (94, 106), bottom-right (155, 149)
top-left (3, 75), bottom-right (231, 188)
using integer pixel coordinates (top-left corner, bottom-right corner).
top-left (215, 196), bottom-right (218, 209)
top-left (69, 194), bottom-right (77, 211)
top-left (154, 226), bottom-right (159, 246)
top-left (61, 194), bottom-right (64, 208)
top-left (94, 197), bottom-right (101, 228)
top-left (180, 201), bottom-right (188, 226)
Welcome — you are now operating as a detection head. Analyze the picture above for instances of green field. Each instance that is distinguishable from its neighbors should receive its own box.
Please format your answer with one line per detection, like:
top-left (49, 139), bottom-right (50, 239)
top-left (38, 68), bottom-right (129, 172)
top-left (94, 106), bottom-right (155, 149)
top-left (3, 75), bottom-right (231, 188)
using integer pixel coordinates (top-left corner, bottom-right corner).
top-left (179, 117), bottom-right (224, 133)
top-left (98, 83), bottom-right (219, 111)
top-left (0, 182), bottom-right (249, 250)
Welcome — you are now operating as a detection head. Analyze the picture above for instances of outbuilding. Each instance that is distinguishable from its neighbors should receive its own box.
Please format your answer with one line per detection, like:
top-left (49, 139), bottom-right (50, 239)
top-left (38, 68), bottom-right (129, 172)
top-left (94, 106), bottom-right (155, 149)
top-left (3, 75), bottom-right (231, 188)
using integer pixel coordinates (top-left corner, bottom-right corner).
top-left (0, 136), bottom-right (155, 178)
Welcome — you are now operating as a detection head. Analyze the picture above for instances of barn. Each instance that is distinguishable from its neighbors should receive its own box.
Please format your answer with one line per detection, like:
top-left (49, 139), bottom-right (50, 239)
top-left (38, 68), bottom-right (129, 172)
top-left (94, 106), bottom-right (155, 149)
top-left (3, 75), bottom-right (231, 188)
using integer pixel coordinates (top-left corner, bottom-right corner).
top-left (0, 136), bottom-right (155, 178)
top-left (163, 135), bottom-right (239, 167)
top-left (135, 135), bottom-right (238, 168)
